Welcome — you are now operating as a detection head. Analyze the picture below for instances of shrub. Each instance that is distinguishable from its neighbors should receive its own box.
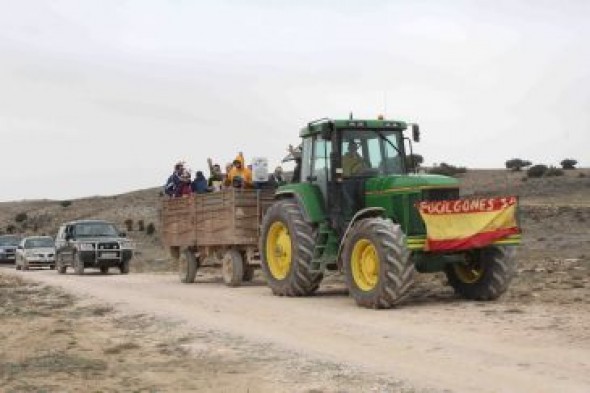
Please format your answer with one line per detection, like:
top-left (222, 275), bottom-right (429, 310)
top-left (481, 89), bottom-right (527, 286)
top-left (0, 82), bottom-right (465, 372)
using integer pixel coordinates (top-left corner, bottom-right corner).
top-left (60, 200), bottom-right (72, 208)
top-left (578, 172), bottom-right (586, 178)
top-left (138, 219), bottom-right (145, 231)
top-left (124, 219), bottom-right (134, 232)
top-left (6, 225), bottom-right (16, 234)
top-left (527, 164), bottom-right (548, 178)
top-left (545, 166), bottom-right (564, 177)
top-left (560, 159), bottom-right (577, 170)
top-left (405, 154), bottom-right (424, 170)
top-left (428, 162), bottom-right (467, 177)
top-left (146, 223), bottom-right (156, 235)
top-left (15, 212), bottom-right (28, 223)
top-left (505, 158), bottom-right (532, 171)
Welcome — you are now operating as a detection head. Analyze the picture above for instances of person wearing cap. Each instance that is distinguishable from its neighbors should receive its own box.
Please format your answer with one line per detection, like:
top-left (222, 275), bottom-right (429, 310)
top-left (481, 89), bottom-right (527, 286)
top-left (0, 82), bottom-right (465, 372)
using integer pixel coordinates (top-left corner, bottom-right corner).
top-left (342, 141), bottom-right (366, 176)
top-left (225, 152), bottom-right (253, 188)
top-left (164, 161), bottom-right (185, 197)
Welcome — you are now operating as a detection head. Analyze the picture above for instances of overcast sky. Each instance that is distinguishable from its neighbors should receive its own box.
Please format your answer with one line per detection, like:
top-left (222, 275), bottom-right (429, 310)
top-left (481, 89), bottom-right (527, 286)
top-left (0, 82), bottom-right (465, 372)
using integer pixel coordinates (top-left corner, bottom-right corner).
top-left (0, 0), bottom-right (588, 202)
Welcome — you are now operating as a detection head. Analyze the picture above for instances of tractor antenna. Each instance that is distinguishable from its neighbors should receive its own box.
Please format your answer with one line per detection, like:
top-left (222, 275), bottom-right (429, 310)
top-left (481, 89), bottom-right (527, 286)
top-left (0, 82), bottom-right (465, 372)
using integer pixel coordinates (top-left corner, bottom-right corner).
top-left (383, 91), bottom-right (388, 117)
top-left (349, 111), bottom-right (353, 120)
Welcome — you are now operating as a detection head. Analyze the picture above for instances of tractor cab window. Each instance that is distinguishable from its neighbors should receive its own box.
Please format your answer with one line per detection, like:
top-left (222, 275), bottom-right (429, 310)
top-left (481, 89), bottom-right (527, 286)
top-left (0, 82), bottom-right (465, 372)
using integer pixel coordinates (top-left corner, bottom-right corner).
top-left (341, 129), bottom-right (404, 176)
top-left (300, 137), bottom-right (313, 182)
top-left (311, 137), bottom-right (331, 197)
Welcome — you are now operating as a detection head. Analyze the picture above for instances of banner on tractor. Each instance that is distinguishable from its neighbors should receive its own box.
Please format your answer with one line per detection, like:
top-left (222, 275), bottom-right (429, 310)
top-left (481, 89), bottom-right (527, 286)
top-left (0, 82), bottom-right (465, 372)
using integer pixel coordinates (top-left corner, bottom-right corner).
top-left (416, 196), bottom-right (520, 252)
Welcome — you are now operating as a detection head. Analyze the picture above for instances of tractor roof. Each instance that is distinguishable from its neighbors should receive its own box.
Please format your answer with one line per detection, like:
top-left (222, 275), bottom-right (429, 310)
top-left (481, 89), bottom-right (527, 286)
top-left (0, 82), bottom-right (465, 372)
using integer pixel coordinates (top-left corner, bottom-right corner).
top-left (300, 118), bottom-right (408, 138)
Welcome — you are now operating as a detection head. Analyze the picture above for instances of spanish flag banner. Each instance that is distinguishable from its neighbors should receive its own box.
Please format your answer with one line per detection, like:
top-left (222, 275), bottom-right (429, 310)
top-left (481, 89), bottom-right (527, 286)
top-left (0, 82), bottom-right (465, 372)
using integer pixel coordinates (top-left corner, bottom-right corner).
top-left (416, 196), bottom-right (520, 252)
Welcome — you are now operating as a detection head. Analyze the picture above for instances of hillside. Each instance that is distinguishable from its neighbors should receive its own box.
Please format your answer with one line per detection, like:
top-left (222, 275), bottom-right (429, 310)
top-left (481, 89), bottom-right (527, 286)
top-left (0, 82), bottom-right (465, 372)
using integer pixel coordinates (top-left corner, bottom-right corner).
top-left (1, 168), bottom-right (589, 296)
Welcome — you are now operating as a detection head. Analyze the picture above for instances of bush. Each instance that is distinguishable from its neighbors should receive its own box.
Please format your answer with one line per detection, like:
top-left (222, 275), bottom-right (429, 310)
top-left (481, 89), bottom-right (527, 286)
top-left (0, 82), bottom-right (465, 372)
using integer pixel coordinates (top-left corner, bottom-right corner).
top-left (138, 219), bottom-right (145, 232)
top-left (15, 212), bottom-right (28, 223)
top-left (428, 162), bottom-right (467, 177)
top-left (560, 159), bottom-right (577, 170)
top-left (6, 225), bottom-right (16, 234)
top-left (124, 219), bottom-right (134, 232)
top-left (505, 158), bottom-right (532, 171)
top-left (60, 200), bottom-right (72, 208)
top-left (545, 166), bottom-right (564, 177)
top-left (405, 154), bottom-right (424, 171)
top-left (527, 164), bottom-right (548, 178)
top-left (146, 223), bottom-right (156, 235)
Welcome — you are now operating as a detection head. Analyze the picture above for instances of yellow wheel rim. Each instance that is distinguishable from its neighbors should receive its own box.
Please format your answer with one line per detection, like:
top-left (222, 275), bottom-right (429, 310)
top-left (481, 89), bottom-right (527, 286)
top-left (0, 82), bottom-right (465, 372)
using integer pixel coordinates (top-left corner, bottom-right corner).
top-left (453, 257), bottom-right (484, 284)
top-left (351, 239), bottom-right (380, 291)
top-left (266, 221), bottom-right (292, 280)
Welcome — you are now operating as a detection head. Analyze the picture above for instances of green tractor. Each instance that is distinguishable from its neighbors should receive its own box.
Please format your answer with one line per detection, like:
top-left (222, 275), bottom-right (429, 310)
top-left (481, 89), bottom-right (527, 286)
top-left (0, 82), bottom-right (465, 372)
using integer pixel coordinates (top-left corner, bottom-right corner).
top-left (260, 117), bottom-right (520, 308)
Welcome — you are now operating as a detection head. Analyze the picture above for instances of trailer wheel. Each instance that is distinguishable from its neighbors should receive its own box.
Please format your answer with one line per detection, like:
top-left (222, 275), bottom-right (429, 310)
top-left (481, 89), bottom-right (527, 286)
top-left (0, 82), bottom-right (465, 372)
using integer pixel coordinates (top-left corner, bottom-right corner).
top-left (179, 248), bottom-right (198, 283)
top-left (342, 217), bottom-right (414, 309)
top-left (100, 266), bottom-right (109, 274)
top-left (242, 265), bottom-right (255, 282)
top-left (260, 199), bottom-right (323, 296)
top-left (222, 249), bottom-right (244, 287)
top-left (445, 245), bottom-right (517, 300)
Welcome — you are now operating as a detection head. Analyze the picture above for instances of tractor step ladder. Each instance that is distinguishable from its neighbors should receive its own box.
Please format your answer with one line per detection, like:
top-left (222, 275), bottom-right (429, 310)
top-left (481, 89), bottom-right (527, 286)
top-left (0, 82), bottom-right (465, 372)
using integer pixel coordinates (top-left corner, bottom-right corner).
top-left (310, 223), bottom-right (338, 271)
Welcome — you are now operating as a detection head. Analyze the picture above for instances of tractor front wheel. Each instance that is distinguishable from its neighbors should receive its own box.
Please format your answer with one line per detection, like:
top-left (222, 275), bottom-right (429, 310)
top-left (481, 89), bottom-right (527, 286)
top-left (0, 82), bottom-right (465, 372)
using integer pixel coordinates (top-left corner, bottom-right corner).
top-left (179, 248), bottom-right (198, 283)
top-left (260, 199), bottom-right (323, 296)
top-left (445, 245), bottom-right (516, 300)
top-left (343, 217), bottom-right (414, 309)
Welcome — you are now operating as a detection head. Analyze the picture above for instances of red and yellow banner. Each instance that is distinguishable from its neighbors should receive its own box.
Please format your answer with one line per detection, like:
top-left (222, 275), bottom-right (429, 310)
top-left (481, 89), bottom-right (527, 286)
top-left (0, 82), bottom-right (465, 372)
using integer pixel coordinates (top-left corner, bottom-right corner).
top-left (416, 196), bottom-right (520, 252)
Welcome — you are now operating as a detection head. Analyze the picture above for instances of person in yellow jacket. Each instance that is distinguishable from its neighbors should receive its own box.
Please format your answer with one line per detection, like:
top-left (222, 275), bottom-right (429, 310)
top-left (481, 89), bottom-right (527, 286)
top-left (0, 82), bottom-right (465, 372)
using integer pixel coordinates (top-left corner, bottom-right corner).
top-left (225, 152), bottom-right (253, 188)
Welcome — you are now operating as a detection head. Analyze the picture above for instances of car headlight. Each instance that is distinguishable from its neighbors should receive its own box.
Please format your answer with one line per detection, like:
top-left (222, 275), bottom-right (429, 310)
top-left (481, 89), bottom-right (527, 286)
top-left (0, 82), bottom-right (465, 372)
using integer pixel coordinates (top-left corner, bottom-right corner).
top-left (78, 243), bottom-right (94, 251)
top-left (119, 241), bottom-right (134, 250)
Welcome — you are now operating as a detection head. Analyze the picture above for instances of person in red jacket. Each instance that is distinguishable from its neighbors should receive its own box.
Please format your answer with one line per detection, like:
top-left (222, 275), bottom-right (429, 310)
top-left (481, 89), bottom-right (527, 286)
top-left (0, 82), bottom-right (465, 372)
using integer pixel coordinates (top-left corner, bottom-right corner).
top-left (176, 170), bottom-right (193, 197)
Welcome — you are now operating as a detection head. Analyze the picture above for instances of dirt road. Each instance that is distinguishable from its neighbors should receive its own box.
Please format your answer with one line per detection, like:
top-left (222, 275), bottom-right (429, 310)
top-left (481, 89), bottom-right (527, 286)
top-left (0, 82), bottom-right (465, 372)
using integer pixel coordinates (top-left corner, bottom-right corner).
top-left (3, 267), bottom-right (589, 393)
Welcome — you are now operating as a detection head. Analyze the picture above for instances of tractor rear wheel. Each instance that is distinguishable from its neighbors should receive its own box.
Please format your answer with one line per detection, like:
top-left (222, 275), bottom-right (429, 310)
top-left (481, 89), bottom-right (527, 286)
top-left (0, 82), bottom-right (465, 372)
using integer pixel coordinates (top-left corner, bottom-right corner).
top-left (260, 199), bottom-right (323, 296)
top-left (445, 245), bottom-right (516, 300)
top-left (343, 217), bottom-right (414, 309)
top-left (179, 248), bottom-right (198, 283)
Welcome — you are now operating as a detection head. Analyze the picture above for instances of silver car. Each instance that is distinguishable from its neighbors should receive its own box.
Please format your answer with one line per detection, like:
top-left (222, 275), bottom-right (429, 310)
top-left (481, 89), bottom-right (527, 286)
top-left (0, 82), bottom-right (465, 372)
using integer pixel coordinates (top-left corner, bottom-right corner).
top-left (15, 236), bottom-right (56, 270)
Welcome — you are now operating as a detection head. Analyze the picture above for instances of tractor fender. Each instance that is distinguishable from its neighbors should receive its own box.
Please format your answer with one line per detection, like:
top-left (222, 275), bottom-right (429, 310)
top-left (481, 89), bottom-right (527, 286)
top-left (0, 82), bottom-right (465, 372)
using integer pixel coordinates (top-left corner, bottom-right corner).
top-left (337, 207), bottom-right (386, 267)
top-left (273, 186), bottom-right (326, 224)
top-left (273, 190), bottom-right (311, 222)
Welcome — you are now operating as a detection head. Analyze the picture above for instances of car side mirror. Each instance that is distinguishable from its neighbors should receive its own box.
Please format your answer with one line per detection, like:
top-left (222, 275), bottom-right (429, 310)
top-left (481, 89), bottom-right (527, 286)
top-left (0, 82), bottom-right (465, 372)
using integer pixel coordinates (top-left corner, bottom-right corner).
top-left (119, 232), bottom-right (127, 238)
top-left (412, 124), bottom-right (420, 143)
top-left (65, 234), bottom-right (72, 241)
top-left (17, 245), bottom-right (23, 249)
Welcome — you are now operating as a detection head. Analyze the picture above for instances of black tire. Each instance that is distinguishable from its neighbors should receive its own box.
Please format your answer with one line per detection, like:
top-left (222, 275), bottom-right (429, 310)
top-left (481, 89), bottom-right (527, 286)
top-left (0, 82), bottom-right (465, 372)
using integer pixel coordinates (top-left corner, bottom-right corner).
top-left (56, 254), bottom-right (67, 274)
top-left (260, 199), bottom-right (323, 296)
top-left (342, 217), bottom-right (414, 309)
top-left (222, 249), bottom-right (244, 287)
top-left (73, 252), bottom-right (84, 275)
top-left (179, 248), bottom-right (198, 283)
top-left (22, 259), bottom-right (30, 271)
top-left (15, 262), bottom-right (21, 270)
top-left (445, 245), bottom-right (517, 300)
top-left (100, 266), bottom-right (109, 274)
top-left (50, 265), bottom-right (55, 270)
top-left (119, 260), bottom-right (130, 274)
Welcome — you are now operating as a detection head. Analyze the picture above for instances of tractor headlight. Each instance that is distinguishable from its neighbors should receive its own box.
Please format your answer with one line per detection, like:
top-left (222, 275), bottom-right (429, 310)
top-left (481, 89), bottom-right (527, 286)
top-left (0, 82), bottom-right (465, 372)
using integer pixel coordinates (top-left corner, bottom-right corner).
top-left (78, 243), bottom-right (94, 251)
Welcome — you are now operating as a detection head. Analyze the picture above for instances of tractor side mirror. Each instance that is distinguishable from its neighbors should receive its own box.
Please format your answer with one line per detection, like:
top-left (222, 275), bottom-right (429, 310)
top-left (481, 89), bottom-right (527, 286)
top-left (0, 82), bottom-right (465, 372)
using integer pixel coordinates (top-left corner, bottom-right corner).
top-left (412, 124), bottom-right (420, 142)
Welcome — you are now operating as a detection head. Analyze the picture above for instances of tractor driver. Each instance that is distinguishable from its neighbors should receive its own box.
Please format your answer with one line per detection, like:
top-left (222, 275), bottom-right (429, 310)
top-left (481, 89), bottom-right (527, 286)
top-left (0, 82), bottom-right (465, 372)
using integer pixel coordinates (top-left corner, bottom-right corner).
top-left (342, 141), bottom-right (366, 176)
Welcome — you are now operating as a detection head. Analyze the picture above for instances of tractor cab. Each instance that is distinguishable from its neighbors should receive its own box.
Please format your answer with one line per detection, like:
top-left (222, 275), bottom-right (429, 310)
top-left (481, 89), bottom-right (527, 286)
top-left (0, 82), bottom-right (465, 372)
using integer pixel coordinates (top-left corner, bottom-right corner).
top-left (297, 118), bottom-right (413, 234)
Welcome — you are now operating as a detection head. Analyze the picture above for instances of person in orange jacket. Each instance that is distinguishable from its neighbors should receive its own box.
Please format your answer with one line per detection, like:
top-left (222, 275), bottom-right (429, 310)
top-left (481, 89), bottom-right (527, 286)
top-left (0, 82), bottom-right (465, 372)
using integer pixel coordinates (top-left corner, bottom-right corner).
top-left (225, 152), bottom-right (253, 188)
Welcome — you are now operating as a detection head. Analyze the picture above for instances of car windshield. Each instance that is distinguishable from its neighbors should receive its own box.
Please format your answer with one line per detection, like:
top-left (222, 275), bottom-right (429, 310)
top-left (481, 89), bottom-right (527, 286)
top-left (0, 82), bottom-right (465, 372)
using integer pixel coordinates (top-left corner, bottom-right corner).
top-left (0, 236), bottom-right (21, 246)
top-left (74, 222), bottom-right (119, 237)
top-left (25, 238), bottom-right (55, 249)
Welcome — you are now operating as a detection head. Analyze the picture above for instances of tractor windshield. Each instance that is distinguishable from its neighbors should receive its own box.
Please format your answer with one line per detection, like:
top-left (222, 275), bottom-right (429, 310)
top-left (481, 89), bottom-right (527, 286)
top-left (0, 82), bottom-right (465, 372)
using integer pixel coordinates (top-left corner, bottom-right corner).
top-left (341, 129), bottom-right (405, 176)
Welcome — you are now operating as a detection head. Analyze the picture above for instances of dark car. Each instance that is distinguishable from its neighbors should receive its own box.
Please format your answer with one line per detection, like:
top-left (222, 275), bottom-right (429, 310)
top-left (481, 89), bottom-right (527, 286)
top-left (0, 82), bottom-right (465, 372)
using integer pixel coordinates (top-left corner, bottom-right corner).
top-left (54, 220), bottom-right (134, 275)
top-left (0, 235), bottom-right (22, 263)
